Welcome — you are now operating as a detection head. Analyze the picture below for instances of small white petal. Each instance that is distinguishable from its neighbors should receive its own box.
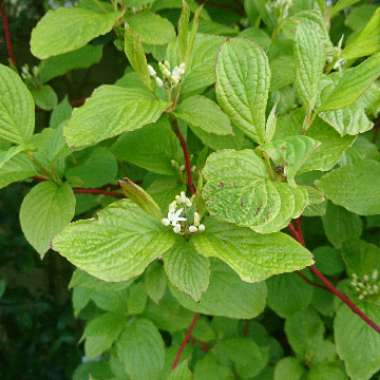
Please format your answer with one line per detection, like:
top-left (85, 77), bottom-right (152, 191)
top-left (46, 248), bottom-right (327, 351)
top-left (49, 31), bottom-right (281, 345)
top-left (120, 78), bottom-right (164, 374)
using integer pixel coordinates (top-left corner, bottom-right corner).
top-left (173, 225), bottom-right (181, 234)
top-left (193, 212), bottom-right (200, 227)
top-left (161, 218), bottom-right (170, 226)
top-left (189, 225), bottom-right (198, 233)
top-left (148, 65), bottom-right (156, 76)
top-left (198, 224), bottom-right (205, 232)
top-left (155, 77), bottom-right (164, 87)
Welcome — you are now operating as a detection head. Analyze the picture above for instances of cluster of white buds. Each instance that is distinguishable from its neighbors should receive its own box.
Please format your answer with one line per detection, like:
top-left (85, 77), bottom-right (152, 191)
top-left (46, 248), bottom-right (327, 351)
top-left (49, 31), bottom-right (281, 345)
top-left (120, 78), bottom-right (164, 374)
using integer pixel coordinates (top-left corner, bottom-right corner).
top-left (267, 0), bottom-right (293, 19)
top-left (350, 270), bottom-right (379, 300)
top-left (161, 192), bottom-right (205, 235)
top-left (171, 160), bottom-right (196, 174)
top-left (147, 61), bottom-right (186, 89)
top-left (326, 35), bottom-right (345, 72)
top-left (21, 64), bottom-right (39, 80)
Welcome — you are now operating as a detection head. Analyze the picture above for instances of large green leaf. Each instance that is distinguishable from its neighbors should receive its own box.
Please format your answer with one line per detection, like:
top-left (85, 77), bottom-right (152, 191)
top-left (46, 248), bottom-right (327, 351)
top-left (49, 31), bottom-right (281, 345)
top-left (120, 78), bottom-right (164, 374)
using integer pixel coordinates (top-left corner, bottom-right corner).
top-left (117, 318), bottom-right (165, 380)
top-left (164, 239), bottom-right (210, 301)
top-left (0, 64), bottom-right (35, 144)
top-left (192, 218), bottom-right (313, 283)
top-left (294, 20), bottom-right (325, 114)
top-left (274, 357), bottom-right (304, 380)
top-left (53, 200), bottom-right (175, 282)
top-left (65, 86), bottom-right (168, 150)
top-left (316, 160), bottom-right (380, 215)
top-left (20, 181), bottom-right (76, 257)
top-left (31, 7), bottom-right (120, 59)
top-left (216, 38), bottom-right (270, 144)
top-left (170, 261), bottom-right (267, 319)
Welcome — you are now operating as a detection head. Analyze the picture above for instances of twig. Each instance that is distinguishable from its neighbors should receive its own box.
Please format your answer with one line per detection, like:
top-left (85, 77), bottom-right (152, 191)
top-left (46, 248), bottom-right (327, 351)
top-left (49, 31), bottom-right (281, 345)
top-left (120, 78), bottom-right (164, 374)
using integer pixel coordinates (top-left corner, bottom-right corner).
top-left (172, 313), bottom-right (200, 370)
top-left (295, 271), bottom-right (327, 291)
top-left (289, 217), bottom-right (380, 334)
top-left (170, 116), bottom-right (196, 195)
top-left (0, 3), bottom-right (16, 66)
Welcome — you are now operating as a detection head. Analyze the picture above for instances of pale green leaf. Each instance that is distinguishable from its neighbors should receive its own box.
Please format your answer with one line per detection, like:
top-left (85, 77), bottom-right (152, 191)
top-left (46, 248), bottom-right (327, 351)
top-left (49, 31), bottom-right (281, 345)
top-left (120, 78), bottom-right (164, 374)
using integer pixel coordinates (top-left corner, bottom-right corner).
top-left (316, 160), bottom-right (380, 215)
top-left (53, 200), bottom-right (175, 282)
top-left (175, 95), bottom-right (233, 135)
top-left (177, 0), bottom-right (191, 62)
top-left (127, 282), bottom-right (148, 315)
top-left (30, 84), bottom-right (58, 111)
top-left (307, 363), bottom-right (348, 380)
top-left (0, 64), bottom-right (35, 144)
top-left (192, 218), bottom-right (313, 283)
top-left (164, 239), bottom-right (210, 301)
top-left (274, 357), bottom-right (304, 380)
top-left (20, 181), bottom-right (76, 257)
top-left (31, 7), bottom-right (120, 59)
top-left (216, 38), bottom-right (270, 144)
top-left (168, 361), bottom-right (192, 380)
top-left (65, 85), bottom-right (167, 150)
top-left (117, 319), bottom-right (165, 380)
top-left (144, 262), bottom-right (167, 304)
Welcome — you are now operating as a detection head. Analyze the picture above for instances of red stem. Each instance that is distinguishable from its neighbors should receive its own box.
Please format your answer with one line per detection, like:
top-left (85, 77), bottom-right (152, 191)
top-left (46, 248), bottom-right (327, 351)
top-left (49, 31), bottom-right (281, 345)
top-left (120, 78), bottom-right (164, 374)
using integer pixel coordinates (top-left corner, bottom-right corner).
top-left (172, 313), bottom-right (200, 370)
top-left (0, 4), bottom-right (16, 66)
top-left (170, 117), bottom-right (196, 195)
top-left (289, 217), bottom-right (380, 334)
top-left (295, 271), bottom-right (327, 291)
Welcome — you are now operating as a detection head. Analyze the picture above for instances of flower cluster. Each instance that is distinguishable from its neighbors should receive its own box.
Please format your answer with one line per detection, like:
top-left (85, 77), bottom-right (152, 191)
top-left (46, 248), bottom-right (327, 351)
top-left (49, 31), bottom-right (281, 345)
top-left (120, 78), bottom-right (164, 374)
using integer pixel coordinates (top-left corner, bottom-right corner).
top-left (147, 61), bottom-right (186, 89)
top-left (161, 192), bottom-right (205, 235)
top-left (267, 0), bottom-right (293, 19)
top-left (21, 64), bottom-right (41, 88)
top-left (326, 35), bottom-right (345, 71)
top-left (350, 270), bottom-right (379, 300)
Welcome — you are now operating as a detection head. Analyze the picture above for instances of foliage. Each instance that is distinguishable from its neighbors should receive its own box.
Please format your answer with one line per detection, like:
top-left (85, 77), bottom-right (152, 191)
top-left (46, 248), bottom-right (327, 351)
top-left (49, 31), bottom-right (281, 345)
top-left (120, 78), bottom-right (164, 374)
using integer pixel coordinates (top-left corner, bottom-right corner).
top-left (1, 0), bottom-right (380, 379)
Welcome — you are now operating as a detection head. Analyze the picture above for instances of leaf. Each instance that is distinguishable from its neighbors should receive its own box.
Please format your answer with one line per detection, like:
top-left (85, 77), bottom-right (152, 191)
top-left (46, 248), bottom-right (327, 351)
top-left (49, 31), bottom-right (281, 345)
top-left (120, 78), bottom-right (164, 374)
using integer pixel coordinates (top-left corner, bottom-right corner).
top-left (111, 118), bottom-right (181, 176)
top-left (216, 38), bottom-right (270, 144)
top-left (127, 282), bottom-right (148, 315)
top-left (175, 95), bottom-right (233, 135)
top-left (177, 0), bottom-right (191, 62)
top-left (65, 85), bottom-right (168, 150)
top-left (82, 312), bottom-right (125, 358)
top-left (168, 361), bottom-right (192, 380)
top-left (307, 363), bottom-right (347, 380)
top-left (117, 319), bottom-right (165, 380)
top-left (144, 262), bottom-right (167, 304)
top-left (319, 52), bottom-right (380, 111)
top-left (125, 11), bottom-right (175, 45)
top-left (343, 8), bottom-right (380, 60)
top-left (274, 357), bottom-right (304, 380)
top-left (170, 261), bottom-right (267, 319)
top-left (335, 301), bottom-right (380, 380)
top-left (294, 20), bottom-right (325, 113)
top-left (192, 218), bottom-right (313, 283)
top-left (20, 181), bottom-right (76, 257)
top-left (0, 64), bottom-right (35, 144)
top-left (50, 97), bottom-right (72, 129)
top-left (164, 239), bottom-right (210, 301)
top-left (322, 203), bottom-right (362, 249)
top-left (267, 273), bottom-right (314, 318)
top-left (313, 246), bottom-right (345, 276)
top-left (53, 200), bottom-right (175, 282)
top-left (30, 84), bottom-right (58, 111)
top-left (31, 7), bottom-right (120, 59)
top-left (38, 45), bottom-right (103, 83)
top-left (316, 160), bottom-right (380, 215)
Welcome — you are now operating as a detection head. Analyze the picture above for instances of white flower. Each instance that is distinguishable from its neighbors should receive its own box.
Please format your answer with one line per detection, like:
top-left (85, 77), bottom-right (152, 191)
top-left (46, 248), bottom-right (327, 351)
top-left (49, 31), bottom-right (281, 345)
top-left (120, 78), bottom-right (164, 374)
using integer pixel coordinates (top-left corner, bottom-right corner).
top-left (155, 77), bottom-right (164, 87)
top-left (193, 212), bottom-right (201, 227)
top-left (168, 208), bottom-right (186, 226)
top-left (173, 225), bottom-right (181, 234)
top-left (161, 218), bottom-right (170, 226)
top-left (189, 225), bottom-right (198, 233)
top-left (148, 65), bottom-right (157, 77)
top-left (198, 224), bottom-right (205, 232)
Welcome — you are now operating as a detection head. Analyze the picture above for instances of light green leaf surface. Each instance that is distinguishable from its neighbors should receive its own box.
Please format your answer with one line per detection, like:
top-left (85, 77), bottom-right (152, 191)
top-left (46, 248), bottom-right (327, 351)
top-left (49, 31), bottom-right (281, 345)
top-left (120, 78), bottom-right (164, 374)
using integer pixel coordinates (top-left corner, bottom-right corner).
top-left (274, 357), bottom-right (304, 380)
top-left (168, 361), bottom-right (192, 380)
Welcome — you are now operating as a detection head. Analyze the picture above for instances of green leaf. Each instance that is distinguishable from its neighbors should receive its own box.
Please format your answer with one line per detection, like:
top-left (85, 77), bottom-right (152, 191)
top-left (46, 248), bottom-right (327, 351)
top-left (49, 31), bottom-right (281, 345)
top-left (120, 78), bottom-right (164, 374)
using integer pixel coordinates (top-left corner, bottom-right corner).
top-left (117, 319), bottom-right (165, 380)
top-left (274, 357), bottom-right (304, 380)
top-left (0, 64), bottom-right (35, 144)
top-left (177, 0), bottom-right (191, 62)
top-left (319, 52), bottom-right (380, 111)
top-left (168, 361), bottom-right (192, 380)
top-left (38, 45), bottom-right (103, 83)
top-left (164, 239), bottom-right (210, 301)
top-left (267, 274), bottom-right (314, 318)
top-left (144, 262), bottom-right (167, 304)
top-left (124, 26), bottom-right (152, 90)
top-left (313, 246), bottom-right (345, 276)
top-left (192, 218), bottom-right (313, 283)
top-left (65, 86), bottom-right (167, 150)
top-left (307, 363), bottom-right (347, 380)
top-left (112, 118), bottom-right (181, 176)
top-left (31, 7), bottom-right (120, 59)
top-left (216, 38), bottom-right (270, 144)
top-left (50, 97), bottom-right (72, 129)
top-left (127, 282), bottom-right (148, 315)
top-left (335, 301), bottom-right (380, 379)
top-left (294, 20), bottom-right (325, 114)
top-left (194, 354), bottom-right (234, 380)
top-left (20, 181), bottom-right (76, 257)
top-left (170, 261), bottom-right (267, 319)
top-left (322, 203), bottom-right (362, 249)
top-left (175, 95), bottom-right (233, 135)
top-left (331, 0), bottom-right (361, 16)
top-left (30, 84), bottom-right (58, 111)
top-left (83, 312), bottom-right (125, 358)
top-left (125, 11), bottom-right (175, 45)
top-left (53, 200), bottom-right (175, 282)
top-left (343, 8), bottom-right (380, 60)
top-left (316, 160), bottom-right (380, 215)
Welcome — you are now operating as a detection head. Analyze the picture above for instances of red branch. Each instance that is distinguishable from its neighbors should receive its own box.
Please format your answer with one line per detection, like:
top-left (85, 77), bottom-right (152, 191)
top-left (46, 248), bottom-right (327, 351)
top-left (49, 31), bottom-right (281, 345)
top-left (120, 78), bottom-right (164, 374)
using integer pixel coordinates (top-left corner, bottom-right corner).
top-left (172, 313), bottom-right (200, 370)
top-left (289, 217), bottom-right (380, 334)
top-left (0, 4), bottom-right (16, 66)
top-left (170, 117), bottom-right (196, 195)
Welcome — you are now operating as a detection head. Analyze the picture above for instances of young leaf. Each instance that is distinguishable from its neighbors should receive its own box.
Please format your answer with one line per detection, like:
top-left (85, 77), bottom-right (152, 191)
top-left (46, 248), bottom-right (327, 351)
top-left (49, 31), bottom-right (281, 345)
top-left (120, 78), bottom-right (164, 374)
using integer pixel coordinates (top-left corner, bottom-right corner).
top-left (30, 84), bottom-right (58, 111)
top-left (64, 86), bottom-right (168, 150)
top-left (175, 95), bottom-right (233, 135)
top-left (216, 38), bottom-right (270, 144)
top-left (294, 20), bottom-right (325, 114)
top-left (316, 160), bottom-right (380, 215)
top-left (177, 0), bottom-right (191, 62)
top-left (168, 360), bottom-right (192, 380)
top-left (274, 357), bottom-right (304, 380)
top-left (20, 181), bottom-right (76, 257)
top-left (53, 200), bottom-right (175, 282)
top-left (0, 64), bottom-right (35, 144)
top-left (192, 218), bottom-right (313, 283)
top-left (117, 319), bottom-right (165, 380)
top-left (164, 239), bottom-right (210, 301)
top-left (31, 7), bottom-right (120, 59)
top-left (127, 282), bottom-right (148, 315)
top-left (144, 262), bottom-right (167, 304)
